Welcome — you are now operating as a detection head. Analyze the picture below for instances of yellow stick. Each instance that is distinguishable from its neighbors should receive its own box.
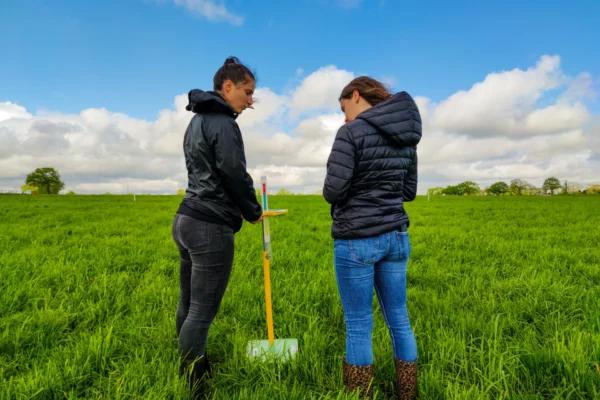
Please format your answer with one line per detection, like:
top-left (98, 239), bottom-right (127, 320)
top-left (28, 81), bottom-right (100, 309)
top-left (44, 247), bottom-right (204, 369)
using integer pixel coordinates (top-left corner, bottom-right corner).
top-left (262, 209), bottom-right (288, 217)
top-left (262, 251), bottom-right (275, 344)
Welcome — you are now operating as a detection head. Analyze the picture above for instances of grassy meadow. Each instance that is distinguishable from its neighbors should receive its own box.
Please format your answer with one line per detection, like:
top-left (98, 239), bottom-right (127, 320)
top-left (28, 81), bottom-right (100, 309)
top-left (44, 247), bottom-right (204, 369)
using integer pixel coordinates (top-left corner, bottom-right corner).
top-left (1, 194), bottom-right (599, 399)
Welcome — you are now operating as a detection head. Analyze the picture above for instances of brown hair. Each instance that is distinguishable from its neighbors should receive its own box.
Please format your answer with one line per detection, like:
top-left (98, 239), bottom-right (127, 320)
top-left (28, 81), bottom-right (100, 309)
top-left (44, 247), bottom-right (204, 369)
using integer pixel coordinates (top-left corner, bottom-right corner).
top-left (339, 76), bottom-right (391, 106)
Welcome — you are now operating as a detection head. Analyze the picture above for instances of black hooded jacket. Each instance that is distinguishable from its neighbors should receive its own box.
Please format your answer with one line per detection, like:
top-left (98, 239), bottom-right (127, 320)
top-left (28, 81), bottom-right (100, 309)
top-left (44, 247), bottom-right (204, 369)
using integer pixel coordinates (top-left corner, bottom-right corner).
top-left (323, 91), bottom-right (422, 239)
top-left (177, 90), bottom-right (261, 232)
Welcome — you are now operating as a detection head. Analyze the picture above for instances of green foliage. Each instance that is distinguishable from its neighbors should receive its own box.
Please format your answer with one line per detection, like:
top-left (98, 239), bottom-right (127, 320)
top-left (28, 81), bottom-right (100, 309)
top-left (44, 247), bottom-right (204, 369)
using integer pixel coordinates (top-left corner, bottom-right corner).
top-left (487, 181), bottom-right (509, 195)
top-left (442, 181), bottom-right (481, 196)
top-left (276, 187), bottom-right (291, 195)
top-left (543, 177), bottom-right (561, 195)
top-left (510, 179), bottom-right (529, 195)
top-left (511, 179), bottom-right (542, 196)
top-left (25, 167), bottom-right (65, 194)
top-left (20, 183), bottom-right (39, 195)
top-left (1, 195), bottom-right (599, 399)
top-left (585, 184), bottom-right (600, 194)
top-left (176, 188), bottom-right (186, 196)
top-left (427, 187), bottom-right (444, 196)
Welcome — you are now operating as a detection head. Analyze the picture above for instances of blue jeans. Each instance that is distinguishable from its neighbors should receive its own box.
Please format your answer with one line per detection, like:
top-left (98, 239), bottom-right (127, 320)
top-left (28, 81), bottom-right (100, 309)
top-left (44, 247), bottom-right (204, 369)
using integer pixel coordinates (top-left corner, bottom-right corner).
top-left (334, 230), bottom-right (417, 366)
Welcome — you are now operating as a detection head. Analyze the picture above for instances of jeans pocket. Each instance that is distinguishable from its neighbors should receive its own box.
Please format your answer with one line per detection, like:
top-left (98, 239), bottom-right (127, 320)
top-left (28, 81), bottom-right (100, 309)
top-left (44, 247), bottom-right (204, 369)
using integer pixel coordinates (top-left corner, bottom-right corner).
top-left (348, 236), bottom-right (382, 264)
top-left (180, 217), bottom-right (225, 252)
top-left (395, 231), bottom-right (410, 260)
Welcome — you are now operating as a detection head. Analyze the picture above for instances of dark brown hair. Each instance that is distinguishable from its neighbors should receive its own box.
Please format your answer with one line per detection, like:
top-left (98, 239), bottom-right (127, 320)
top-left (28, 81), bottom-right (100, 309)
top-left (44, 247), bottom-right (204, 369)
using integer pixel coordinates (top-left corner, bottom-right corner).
top-left (213, 57), bottom-right (255, 91)
top-left (339, 76), bottom-right (391, 106)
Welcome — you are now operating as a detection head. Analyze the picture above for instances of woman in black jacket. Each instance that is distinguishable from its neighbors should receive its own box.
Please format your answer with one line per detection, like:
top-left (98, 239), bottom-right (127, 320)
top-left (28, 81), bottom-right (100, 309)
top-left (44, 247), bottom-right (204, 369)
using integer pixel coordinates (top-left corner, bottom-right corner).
top-left (173, 57), bottom-right (262, 398)
top-left (323, 76), bottom-right (422, 399)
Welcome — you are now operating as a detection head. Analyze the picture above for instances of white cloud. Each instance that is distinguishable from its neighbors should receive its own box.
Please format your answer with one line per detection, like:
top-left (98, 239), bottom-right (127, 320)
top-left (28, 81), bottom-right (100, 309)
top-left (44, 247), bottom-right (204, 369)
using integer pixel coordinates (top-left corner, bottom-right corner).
top-left (1, 57), bottom-right (598, 194)
top-left (290, 65), bottom-right (354, 114)
top-left (0, 128), bottom-right (19, 158)
top-left (415, 55), bottom-right (599, 189)
top-left (0, 97), bottom-right (188, 193)
top-left (173, 0), bottom-right (244, 26)
top-left (560, 72), bottom-right (596, 103)
top-left (244, 114), bottom-right (342, 166)
top-left (237, 88), bottom-right (286, 129)
top-left (0, 101), bottom-right (32, 122)
top-left (74, 178), bottom-right (181, 194)
top-left (0, 68), bottom-right (351, 194)
top-left (248, 165), bottom-right (325, 194)
top-left (427, 55), bottom-right (585, 137)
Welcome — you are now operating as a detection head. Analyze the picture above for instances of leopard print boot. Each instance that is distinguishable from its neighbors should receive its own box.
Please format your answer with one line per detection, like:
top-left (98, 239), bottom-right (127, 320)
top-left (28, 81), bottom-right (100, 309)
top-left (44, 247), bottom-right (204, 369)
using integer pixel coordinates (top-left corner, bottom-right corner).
top-left (343, 360), bottom-right (374, 399)
top-left (394, 359), bottom-right (417, 400)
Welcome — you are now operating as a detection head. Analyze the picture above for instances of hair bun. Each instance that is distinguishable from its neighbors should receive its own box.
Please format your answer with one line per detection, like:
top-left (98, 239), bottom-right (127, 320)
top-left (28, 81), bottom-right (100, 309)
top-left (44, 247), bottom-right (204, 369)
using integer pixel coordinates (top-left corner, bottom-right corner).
top-left (213, 57), bottom-right (255, 91)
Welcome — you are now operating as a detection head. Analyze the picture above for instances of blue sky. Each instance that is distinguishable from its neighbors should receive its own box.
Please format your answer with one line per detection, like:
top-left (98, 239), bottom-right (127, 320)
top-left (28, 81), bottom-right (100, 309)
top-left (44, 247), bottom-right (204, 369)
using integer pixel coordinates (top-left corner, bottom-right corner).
top-left (2, 0), bottom-right (599, 119)
top-left (1, 0), bottom-right (599, 193)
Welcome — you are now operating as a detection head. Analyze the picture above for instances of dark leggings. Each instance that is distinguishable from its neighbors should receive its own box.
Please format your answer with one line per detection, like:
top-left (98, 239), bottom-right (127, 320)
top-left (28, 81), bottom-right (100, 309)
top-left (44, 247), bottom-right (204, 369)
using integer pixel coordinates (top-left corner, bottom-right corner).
top-left (172, 214), bottom-right (234, 360)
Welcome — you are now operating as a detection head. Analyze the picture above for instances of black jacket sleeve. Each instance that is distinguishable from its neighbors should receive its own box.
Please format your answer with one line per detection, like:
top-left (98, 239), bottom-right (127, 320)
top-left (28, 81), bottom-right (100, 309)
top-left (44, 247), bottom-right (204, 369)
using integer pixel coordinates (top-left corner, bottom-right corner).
top-left (402, 149), bottom-right (418, 201)
top-left (323, 125), bottom-right (356, 204)
top-left (212, 118), bottom-right (262, 222)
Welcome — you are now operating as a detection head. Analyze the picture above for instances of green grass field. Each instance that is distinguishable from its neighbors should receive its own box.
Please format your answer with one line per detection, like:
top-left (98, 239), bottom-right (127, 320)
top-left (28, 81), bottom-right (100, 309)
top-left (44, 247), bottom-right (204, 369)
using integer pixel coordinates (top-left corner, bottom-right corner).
top-left (1, 194), bottom-right (599, 399)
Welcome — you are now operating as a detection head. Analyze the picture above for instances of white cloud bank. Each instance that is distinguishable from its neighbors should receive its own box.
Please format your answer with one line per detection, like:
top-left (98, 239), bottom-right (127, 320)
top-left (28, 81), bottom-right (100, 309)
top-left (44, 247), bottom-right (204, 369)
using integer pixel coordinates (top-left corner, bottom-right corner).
top-left (0, 55), bottom-right (598, 194)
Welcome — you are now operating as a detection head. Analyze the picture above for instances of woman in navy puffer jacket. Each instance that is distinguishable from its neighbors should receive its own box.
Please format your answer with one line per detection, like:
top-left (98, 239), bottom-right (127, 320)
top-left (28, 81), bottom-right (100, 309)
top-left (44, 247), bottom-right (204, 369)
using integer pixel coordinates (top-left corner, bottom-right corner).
top-left (323, 76), bottom-right (422, 400)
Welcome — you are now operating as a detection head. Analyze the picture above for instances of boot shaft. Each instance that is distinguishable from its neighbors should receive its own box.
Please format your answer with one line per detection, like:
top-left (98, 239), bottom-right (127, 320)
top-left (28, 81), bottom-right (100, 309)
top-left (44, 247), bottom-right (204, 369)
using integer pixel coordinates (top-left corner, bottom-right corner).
top-left (343, 360), bottom-right (374, 399)
top-left (394, 359), bottom-right (417, 400)
top-left (180, 354), bottom-right (211, 399)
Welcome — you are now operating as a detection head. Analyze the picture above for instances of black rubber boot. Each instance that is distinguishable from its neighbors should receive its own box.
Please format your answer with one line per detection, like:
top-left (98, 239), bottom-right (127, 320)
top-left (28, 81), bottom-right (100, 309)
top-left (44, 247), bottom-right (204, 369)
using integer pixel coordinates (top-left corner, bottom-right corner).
top-left (180, 354), bottom-right (211, 399)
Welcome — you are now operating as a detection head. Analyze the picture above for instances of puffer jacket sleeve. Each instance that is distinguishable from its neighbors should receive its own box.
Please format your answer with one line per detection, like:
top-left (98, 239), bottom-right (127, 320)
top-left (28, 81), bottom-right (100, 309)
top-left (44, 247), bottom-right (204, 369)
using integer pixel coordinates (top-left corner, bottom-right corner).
top-left (402, 148), bottom-right (418, 201)
top-left (211, 118), bottom-right (262, 222)
top-left (323, 125), bottom-right (356, 204)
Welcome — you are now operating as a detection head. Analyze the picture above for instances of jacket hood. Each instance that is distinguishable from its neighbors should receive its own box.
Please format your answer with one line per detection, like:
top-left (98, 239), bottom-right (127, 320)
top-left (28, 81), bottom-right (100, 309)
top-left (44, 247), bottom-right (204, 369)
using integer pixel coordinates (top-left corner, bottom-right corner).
top-left (357, 91), bottom-right (422, 147)
top-left (186, 89), bottom-right (237, 118)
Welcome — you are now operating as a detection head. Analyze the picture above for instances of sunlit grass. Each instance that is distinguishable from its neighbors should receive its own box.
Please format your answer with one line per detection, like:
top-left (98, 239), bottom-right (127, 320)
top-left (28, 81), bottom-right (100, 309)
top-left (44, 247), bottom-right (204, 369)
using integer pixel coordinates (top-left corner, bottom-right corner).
top-left (1, 194), bottom-right (599, 399)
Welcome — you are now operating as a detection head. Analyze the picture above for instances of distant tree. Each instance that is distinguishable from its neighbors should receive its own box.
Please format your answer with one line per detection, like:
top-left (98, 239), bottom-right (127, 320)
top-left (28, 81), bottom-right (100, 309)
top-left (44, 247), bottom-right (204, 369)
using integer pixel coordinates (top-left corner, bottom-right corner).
top-left (457, 181), bottom-right (480, 195)
top-left (25, 167), bottom-right (65, 194)
top-left (441, 184), bottom-right (460, 195)
top-left (176, 188), bottom-right (186, 196)
top-left (276, 187), bottom-right (291, 195)
top-left (442, 181), bottom-right (481, 196)
top-left (562, 181), bottom-right (582, 194)
top-left (487, 181), bottom-right (509, 195)
top-left (584, 184), bottom-right (600, 194)
top-left (20, 183), bottom-right (39, 195)
top-left (510, 179), bottom-right (529, 195)
top-left (427, 187), bottom-right (444, 196)
top-left (464, 181), bottom-right (481, 195)
top-left (543, 177), bottom-right (561, 195)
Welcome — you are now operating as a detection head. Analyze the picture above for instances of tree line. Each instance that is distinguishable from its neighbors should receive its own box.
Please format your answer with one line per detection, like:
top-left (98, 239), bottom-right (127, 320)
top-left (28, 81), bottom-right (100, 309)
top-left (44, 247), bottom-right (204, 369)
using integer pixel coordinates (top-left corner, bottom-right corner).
top-left (429, 177), bottom-right (600, 196)
top-left (18, 167), bottom-right (600, 196)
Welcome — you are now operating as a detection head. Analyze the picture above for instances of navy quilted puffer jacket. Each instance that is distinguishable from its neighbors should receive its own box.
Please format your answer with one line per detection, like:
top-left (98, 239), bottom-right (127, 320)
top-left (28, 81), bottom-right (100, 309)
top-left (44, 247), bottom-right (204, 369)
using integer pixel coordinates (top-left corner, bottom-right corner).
top-left (323, 91), bottom-right (422, 239)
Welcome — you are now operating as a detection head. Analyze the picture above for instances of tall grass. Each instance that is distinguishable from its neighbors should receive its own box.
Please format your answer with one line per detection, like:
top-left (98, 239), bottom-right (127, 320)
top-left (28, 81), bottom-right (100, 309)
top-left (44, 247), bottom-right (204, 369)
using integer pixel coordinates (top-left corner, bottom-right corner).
top-left (1, 195), bottom-right (599, 399)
